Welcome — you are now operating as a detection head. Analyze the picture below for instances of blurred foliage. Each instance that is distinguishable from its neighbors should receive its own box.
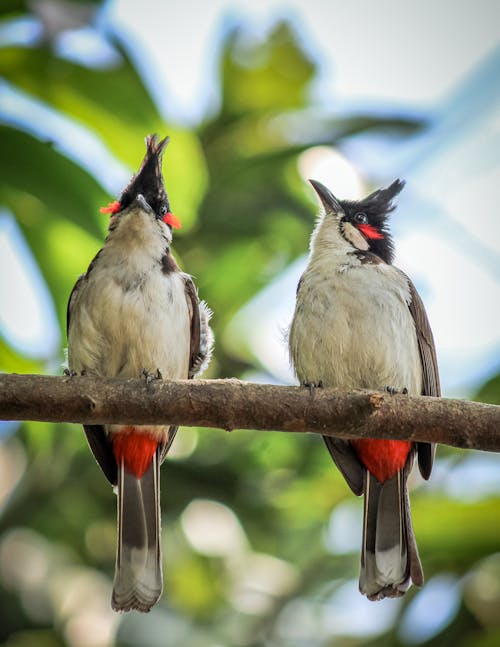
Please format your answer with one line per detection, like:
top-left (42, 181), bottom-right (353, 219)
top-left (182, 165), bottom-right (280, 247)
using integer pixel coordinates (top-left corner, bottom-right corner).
top-left (0, 2), bottom-right (499, 647)
top-left (474, 373), bottom-right (500, 405)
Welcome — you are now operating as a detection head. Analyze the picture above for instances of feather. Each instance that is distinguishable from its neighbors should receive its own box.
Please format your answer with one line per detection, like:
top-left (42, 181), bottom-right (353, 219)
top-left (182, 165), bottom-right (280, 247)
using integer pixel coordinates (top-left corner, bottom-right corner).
top-left (112, 450), bottom-right (162, 612)
top-left (404, 272), bottom-right (441, 479)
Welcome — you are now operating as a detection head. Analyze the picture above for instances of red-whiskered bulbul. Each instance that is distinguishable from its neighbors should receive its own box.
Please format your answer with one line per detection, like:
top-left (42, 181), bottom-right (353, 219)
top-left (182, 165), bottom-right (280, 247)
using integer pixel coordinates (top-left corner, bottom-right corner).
top-left (66, 135), bottom-right (213, 612)
top-left (289, 179), bottom-right (440, 600)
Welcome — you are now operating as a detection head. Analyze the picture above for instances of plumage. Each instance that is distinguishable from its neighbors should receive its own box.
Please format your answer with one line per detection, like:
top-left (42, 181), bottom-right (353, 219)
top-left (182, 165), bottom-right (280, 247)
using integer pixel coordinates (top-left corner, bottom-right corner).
top-left (289, 178), bottom-right (439, 600)
top-left (66, 135), bottom-right (213, 612)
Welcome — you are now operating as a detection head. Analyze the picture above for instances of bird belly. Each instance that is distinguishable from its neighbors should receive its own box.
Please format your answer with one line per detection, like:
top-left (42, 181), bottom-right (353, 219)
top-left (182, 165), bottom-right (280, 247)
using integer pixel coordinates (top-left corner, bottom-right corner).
top-left (290, 264), bottom-right (422, 395)
top-left (69, 269), bottom-right (190, 380)
top-left (68, 268), bottom-right (190, 444)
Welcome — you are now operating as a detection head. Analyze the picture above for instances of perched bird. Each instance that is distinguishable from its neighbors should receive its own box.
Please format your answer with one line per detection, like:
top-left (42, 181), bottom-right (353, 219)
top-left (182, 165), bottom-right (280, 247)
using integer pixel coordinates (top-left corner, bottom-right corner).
top-left (66, 135), bottom-right (213, 612)
top-left (289, 179), bottom-right (440, 600)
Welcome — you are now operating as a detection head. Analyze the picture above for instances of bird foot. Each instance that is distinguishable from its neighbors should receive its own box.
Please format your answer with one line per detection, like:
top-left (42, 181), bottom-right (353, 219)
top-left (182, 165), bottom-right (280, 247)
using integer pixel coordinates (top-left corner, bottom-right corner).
top-left (302, 380), bottom-right (323, 396)
top-left (385, 385), bottom-right (408, 395)
top-left (142, 368), bottom-right (163, 384)
top-left (63, 369), bottom-right (78, 377)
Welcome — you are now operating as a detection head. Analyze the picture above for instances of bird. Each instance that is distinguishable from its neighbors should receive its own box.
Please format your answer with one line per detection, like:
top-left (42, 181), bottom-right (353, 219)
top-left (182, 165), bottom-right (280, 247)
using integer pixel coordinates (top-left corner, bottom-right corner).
top-left (289, 178), bottom-right (440, 600)
top-left (66, 134), bottom-right (213, 612)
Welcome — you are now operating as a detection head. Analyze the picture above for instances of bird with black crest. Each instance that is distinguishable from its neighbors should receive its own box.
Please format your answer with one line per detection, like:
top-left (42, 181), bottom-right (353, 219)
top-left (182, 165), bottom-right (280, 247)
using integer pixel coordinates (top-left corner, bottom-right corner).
top-left (67, 135), bottom-right (213, 612)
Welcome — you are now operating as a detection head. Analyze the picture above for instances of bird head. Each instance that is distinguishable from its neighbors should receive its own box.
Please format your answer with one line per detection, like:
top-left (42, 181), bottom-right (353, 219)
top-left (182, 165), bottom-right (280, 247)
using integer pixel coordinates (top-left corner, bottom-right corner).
top-left (309, 179), bottom-right (404, 264)
top-left (100, 134), bottom-right (181, 234)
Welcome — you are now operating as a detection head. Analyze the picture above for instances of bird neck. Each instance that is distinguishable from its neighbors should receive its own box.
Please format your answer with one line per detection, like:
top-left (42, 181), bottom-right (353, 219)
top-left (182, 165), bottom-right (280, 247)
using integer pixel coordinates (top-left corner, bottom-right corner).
top-left (309, 216), bottom-right (357, 268)
top-left (105, 211), bottom-right (170, 266)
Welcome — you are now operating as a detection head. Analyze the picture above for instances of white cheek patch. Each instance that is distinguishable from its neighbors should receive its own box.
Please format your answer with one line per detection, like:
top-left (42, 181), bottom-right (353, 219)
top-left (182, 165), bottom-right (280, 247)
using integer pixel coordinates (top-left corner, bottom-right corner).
top-left (342, 222), bottom-right (370, 251)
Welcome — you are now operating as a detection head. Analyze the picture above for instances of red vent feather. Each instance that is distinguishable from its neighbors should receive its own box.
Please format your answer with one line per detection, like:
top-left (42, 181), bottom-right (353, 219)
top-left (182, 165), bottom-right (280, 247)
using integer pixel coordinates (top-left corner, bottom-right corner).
top-left (352, 439), bottom-right (412, 483)
top-left (113, 428), bottom-right (159, 479)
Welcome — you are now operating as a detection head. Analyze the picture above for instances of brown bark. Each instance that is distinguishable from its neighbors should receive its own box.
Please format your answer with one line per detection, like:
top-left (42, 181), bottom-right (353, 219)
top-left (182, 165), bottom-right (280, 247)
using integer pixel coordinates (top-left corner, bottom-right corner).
top-left (0, 373), bottom-right (498, 451)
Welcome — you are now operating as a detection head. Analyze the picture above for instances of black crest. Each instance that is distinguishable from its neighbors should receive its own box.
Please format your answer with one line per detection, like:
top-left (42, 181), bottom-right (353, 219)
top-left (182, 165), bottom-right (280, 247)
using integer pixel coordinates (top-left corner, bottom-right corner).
top-left (119, 134), bottom-right (170, 218)
top-left (340, 179), bottom-right (405, 264)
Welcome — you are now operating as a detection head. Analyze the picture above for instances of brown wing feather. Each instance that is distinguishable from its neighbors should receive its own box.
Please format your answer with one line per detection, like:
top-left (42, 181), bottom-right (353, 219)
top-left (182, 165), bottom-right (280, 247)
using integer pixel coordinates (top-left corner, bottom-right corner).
top-left (67, 256), bottom-right (118, 484)
top-left (83, 425), bottom-right (118, 485)
top-left (404, 274), bottom-right (441, 480)
top-left (66, 249), bottom-right (103, 334)
top-left (323, 437), bottom-right (365, 495)
top-left (66, 274), bottom-right (84, 334)
top-left (184, 276), bottom-right (202, 379)
top-left (159, 275), bottom-right (206, 465)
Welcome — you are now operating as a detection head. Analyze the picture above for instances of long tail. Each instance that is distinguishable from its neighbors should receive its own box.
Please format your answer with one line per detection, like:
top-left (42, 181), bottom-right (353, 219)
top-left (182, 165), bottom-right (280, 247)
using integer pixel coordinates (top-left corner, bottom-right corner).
top-left (359, 468), bottom-right (423, 600)
top-left (112, 450), bottom-right (162, 612)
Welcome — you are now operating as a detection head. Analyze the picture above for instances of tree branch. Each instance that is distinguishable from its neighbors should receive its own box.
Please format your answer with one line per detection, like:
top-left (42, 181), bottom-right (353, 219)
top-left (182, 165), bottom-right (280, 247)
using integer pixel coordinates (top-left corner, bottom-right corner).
top-left (1, 374), bottom-right (498, 451)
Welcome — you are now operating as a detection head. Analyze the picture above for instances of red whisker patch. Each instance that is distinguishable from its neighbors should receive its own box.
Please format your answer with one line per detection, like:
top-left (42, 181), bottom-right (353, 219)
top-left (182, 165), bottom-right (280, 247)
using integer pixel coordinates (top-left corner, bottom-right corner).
top-left (163, 212), bottom-right (182, 229)
top-left (100, 200), bottom-right (121, 215)
top-left (357, 223), bottom-right (384, 240)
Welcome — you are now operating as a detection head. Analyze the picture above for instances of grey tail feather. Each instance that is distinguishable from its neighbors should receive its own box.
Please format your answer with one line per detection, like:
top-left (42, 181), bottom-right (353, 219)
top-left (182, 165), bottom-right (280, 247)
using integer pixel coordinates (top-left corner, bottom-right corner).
top-left (112, 452), bottom-right (162, 612)
top-left (158, 425), bottom-right (179, 465)
top-left (359, 468), bottom-right (423, 601)
top-left (190, 301), bottom-right (214, 377)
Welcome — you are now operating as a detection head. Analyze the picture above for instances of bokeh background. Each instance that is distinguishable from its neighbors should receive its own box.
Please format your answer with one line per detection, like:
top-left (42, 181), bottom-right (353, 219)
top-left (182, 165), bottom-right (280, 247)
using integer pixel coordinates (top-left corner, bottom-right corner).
top-left (1, 1), bottom-right (500, 646)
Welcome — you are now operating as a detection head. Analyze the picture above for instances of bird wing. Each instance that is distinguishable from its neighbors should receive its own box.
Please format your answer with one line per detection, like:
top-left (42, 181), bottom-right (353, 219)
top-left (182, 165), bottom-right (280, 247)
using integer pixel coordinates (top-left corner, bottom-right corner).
top-left (66, 274), bottom-right (85, 335)
top-left (184, 276), bottom-right (201, 379)
top-left (404, 273), bottom-right (441, 479)
top-left (323, 436), bottom-right (365, 495)
top-left (83, 424), bottom-right (118, 485)
top-left (158, 275), bottom-right (212, 464)
top-left (67, 261), bottom-right (120, 485)
top-left (184, 275), bottom-right (213, 379)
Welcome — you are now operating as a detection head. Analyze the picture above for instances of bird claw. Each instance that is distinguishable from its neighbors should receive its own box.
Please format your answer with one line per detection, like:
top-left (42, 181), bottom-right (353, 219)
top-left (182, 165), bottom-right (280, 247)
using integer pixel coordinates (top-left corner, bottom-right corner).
top-left (142, 368), bottom-right (163, 384)
top-left (385, 385), bottom-right (408, 395)
top-left (303, 380), bottom-right (323, 396)
top-left (63, 368), bottom-right (78, 377)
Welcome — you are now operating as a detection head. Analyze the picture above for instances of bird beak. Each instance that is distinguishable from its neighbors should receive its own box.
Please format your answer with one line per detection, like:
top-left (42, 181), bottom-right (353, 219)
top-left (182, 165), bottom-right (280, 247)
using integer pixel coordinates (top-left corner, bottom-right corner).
top-left (131, 194), bottom-right (153, 212)
top-left (309, 179), bottom-right (343, 215)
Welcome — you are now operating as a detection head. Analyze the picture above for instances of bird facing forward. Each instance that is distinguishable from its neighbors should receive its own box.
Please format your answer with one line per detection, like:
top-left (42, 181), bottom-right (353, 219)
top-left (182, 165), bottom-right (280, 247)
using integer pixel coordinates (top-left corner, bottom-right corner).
top-left (289, 179), bottom-right (440, 600)
top-left (66, 135), bottom-right (213, 612)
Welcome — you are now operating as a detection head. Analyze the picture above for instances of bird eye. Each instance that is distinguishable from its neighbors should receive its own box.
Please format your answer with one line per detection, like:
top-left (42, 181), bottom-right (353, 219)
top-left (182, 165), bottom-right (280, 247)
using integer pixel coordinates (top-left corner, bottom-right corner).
top-left (354, 212), bottom-right (368, 224)
top-left (157, 204), bottom-right (168, 220)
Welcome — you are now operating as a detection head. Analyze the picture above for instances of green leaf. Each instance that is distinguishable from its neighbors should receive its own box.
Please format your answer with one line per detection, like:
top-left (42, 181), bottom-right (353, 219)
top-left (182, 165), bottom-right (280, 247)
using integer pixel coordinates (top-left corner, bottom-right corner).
top-left (0, 1), bottom-right (30, 19)
top-left (414, 495), bottom-right (500, 569)
top-left (0, 125), bottom-right (106, 330)
top-left (474, 372), bottom-right (500, 405)
top-left (0, 125), bottom-right (105, 237)
top-left (0, 45), bottom-right (162, 162)
top-left (221, 21), bottom-right (315, 115)
top-left (0, 337), bottom-right (44, 373)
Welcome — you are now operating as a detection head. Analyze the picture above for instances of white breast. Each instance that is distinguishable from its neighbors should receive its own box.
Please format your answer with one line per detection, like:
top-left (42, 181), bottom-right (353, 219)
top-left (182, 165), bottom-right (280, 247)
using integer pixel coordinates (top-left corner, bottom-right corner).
top-left (68, 254), bottom-right (191, 381)
top-left (289, 258), bottom-right (422, 394)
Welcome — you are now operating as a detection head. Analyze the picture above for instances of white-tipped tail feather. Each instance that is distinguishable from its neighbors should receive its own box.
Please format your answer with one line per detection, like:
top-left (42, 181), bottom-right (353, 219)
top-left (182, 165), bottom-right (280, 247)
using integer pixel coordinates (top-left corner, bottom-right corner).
top-left (112, 453), bottom-right (162, 612)
top-left (360, 470), bottom-right (423, 601)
